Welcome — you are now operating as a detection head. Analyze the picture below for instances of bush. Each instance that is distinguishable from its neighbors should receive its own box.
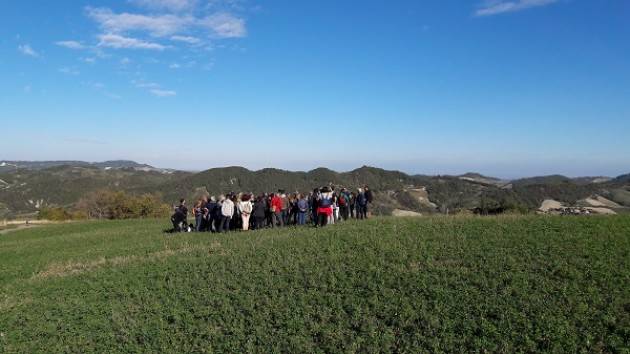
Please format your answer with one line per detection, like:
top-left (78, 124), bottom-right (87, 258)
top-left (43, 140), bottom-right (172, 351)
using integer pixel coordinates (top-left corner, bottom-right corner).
top-left (38, 207), bottom-right (73, 221)
top-left (75, 190), bottom-right (171, 220)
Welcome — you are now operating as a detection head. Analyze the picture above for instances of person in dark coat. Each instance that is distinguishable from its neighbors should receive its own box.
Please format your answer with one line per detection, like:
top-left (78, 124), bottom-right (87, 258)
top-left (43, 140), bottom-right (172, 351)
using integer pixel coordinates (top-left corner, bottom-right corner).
top-left (205, 196), bottom-right (218, 232)
top-left (252, 195), bottom-right (267, 229)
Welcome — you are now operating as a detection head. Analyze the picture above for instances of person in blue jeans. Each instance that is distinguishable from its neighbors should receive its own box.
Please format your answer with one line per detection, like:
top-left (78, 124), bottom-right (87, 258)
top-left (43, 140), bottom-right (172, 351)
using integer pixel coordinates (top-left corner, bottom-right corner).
top-left (296, 194), bottom-right (308, 225)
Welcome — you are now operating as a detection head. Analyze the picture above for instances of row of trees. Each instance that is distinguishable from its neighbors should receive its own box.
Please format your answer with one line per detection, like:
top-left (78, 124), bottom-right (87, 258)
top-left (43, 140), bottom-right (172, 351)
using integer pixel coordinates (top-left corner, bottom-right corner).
top-left (38, 190), bottom-right (171, 221)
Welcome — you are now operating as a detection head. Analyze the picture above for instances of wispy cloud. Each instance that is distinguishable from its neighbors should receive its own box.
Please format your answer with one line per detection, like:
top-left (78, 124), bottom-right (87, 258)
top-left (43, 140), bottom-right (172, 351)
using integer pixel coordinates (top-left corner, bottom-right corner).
top-left (130, 0), bottom-right (198, 12)
top-left (87, 7), bottom-right (192, 37)
top-left (55, 40), bottom-right (87, 49)
top-left (58, 67), bottom-right (80, 75)
top-left (86, 6), bottom-right (246, 39)
top-left (98, 33), bottom-right (166, 50)
top-left (18, 44), bottom-right (39, 57)
top-left (150, 89), bottom-right (177, 97)
top-left (475, 0), bottom-right (559, 16)
top-left (170, 35), bottom-right (201, 44)
top-left (132, 79), bottom-right (160, 89)
top-left (200, 12), bottom-right (246, 38)
top-left (132, 80), bottom-right (176, 97)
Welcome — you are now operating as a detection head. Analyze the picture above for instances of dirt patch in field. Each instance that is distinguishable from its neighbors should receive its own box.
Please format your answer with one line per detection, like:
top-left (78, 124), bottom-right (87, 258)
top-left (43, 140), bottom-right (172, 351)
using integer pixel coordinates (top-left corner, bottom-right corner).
top-left (583, 196), bottom-right (622, 208)
top-left (392, 209), bottom-right (423, 217)
top-left (32, 242), bottom-right (223, 280)
top-left (585, 207), bottom-right (617, 215)
top-left (539, 199), bottom-right (563, 212)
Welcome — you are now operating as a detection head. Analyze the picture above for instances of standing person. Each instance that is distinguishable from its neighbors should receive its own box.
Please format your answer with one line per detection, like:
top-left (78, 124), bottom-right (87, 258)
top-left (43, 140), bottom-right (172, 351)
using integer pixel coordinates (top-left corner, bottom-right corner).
top-left (238, 193), bottom-right (253, 231)
top-left (193, 199), bottom-right (204, 232)
top-left (356, 188), bottom-right (368, 220)
top-left (219, 194), bottom-right (234, 233)
top-left (296, 194), bottom-right (309, 225)
top-left (271, 193), bottom-right (284, 228)
top-left (265, 193), bottom-right (273, 227)
top-left (338, 188), bottom-right (350, 221)
top-left (212, 196), bottom-right (223, 232)
top-left (205, 196), bottom-right (217, 232)
top-left (364, 186), bottom-right (374, 218)
top-left (349, 192), bottom-right (357, 219)
top-left (317, 187), bottom-right (334, 227)
top-left (329, 193), bottom-right (337, 225)
top-left (231, 194), bottom-right (240, 231)
top-left (252, 195), bottom-right (267, 229)
top-left (290, 194), bottom-right (299, 225)
top-left (280, 193), bottom-right (290, 226)
top-left (311, 188), bottom-right (320, 226)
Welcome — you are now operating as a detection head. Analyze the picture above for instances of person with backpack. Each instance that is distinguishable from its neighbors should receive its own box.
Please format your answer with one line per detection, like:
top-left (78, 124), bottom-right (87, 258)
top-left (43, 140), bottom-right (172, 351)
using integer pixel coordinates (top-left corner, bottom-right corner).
top-left (338, 188), bottom-right (350, 221)
top-left (356, 188), bottom-right (368, 220)
top-left (317, 186), bottom-right (334, 227)
top-left (237, 193), bottom-right (253, 231)
top-left (296, 194), bottom-right (309, 225)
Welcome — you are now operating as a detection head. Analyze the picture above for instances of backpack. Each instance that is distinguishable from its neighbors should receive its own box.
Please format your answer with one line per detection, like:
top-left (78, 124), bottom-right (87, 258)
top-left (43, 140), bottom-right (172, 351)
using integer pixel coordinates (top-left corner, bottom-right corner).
top-left (339, 194), bottom-right (347, 206)
top-left (357, 193), bottom-right (367, 206)
top-left (319, 196), bottom-right (332, 208)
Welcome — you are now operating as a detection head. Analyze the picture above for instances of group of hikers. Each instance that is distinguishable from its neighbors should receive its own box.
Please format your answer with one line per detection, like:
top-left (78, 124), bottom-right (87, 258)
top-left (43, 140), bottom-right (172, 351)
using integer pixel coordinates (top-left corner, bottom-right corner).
top-left (170, 185), bottom-right (374, 233)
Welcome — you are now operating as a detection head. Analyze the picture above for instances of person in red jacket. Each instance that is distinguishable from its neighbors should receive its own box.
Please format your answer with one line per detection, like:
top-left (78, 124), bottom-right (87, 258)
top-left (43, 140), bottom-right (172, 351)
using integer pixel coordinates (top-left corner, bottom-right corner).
top-left (270, 193), bottom-right (284, 227)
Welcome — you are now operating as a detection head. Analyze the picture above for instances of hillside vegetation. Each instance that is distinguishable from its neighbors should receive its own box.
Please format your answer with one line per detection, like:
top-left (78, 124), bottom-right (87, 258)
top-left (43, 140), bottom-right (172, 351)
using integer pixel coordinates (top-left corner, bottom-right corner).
top-left (1, 216), bottom-right (629, 352)
top-left (1, 162), bottom-right (630, 218)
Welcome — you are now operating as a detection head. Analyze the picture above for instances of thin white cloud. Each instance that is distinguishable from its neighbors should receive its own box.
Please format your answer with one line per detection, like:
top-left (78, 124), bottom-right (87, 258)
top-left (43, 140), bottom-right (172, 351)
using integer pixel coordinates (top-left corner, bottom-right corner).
top-left (18, 44), bottom-right (39, 57)
top-left (170, 35), bottom-right (201, 44)
top-left (132, 79), bottom-right (160, 89)
top-left (130, 0), bottom-right (198, 12)
top-left (98, 34), bottom-right (166, 50)
top-left (55, 40), bottom-right (87, 49)
top-left (87, 7), bottom-right (192, 37)
top-left (58, 67), bottom-right (80, 75)
top-left (200, 12), bottom-right (246, 38)
top-left (81, 57), bottom-right (97, 63)
top-left (169, 63), bottom-right (181, 69)
top-left (150, 89), bottom-right (177, 97)
top-left (475, 0), bottom-right (559, 16)
top-left (86, 7), bottom-right (246, 40)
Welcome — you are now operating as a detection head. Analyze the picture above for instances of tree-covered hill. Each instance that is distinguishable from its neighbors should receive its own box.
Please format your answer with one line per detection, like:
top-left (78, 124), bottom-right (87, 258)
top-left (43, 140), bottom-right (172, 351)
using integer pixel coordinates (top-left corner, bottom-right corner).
top-left (1, 161), bottom-right (629, 218)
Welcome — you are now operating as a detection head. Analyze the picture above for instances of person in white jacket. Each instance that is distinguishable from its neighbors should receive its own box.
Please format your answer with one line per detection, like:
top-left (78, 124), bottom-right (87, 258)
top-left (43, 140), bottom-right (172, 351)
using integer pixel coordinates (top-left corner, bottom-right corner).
top-left (237, 194), bottom-right (253, 231)
top-left (219, 194), bottom-right (234, 233)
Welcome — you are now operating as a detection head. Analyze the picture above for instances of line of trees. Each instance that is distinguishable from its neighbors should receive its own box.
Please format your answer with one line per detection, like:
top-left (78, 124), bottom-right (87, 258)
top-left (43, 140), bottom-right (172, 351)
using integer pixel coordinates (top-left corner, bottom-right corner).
top-left (38, 190), bottom-right (171, 221)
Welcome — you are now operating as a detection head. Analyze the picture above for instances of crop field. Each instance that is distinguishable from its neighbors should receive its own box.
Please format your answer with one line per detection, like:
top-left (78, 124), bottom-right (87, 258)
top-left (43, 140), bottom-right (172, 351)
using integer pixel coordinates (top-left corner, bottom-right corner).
top-left (1, 216), bottom-right (629, 352)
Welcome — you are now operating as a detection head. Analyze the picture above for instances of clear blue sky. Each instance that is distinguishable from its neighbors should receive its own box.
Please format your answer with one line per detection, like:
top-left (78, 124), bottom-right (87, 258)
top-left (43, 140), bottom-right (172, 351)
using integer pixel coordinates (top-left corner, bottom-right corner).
top-left (1, 0), bottom-right (629, 178)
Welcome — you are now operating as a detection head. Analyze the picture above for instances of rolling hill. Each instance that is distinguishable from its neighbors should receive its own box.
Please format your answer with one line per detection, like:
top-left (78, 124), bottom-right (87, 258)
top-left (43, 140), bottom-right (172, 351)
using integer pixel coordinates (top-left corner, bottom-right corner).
top-left (1, 160), bottom-right (629, 218)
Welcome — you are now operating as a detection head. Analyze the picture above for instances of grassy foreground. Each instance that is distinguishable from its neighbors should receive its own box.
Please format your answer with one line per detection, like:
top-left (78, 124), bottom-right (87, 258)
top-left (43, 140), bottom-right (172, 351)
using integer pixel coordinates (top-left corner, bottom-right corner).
top-left (1, 216), bottom-right (629, 353)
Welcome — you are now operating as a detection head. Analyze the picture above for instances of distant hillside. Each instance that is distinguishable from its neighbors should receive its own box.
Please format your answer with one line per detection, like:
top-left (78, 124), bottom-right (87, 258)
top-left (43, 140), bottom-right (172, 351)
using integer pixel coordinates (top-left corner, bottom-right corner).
top-left (1, 161), bottom-right (629, 219)
top-left (0, 160), bottom-right (173, 173)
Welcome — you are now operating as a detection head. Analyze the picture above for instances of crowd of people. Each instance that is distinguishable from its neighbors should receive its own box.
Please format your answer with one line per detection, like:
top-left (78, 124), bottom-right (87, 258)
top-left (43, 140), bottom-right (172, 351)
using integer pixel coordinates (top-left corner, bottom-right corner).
top-left (170, 185), bottom-right (374, 233)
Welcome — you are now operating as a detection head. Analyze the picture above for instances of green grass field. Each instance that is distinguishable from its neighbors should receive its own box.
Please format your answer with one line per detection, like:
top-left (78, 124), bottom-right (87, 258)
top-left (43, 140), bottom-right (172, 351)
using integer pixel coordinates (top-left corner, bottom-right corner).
top-left (1, 216), bottom-right (629, 353)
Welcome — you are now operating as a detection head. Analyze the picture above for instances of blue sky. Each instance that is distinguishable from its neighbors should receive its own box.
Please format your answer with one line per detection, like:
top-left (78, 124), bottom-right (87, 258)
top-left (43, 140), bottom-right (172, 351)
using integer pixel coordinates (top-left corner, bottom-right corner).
top-left (1, 0), bottom-right (629, 178)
